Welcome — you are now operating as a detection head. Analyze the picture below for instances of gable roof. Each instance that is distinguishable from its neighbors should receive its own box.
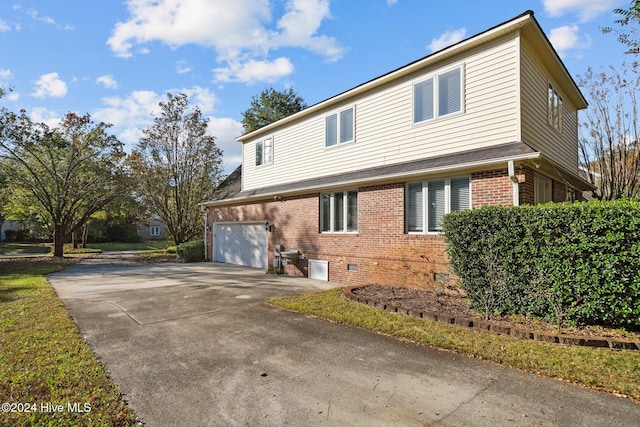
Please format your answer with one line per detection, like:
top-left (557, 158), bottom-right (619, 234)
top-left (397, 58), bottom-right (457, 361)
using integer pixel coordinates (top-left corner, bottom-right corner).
top-left (237, 10), bottom-right (587, 143)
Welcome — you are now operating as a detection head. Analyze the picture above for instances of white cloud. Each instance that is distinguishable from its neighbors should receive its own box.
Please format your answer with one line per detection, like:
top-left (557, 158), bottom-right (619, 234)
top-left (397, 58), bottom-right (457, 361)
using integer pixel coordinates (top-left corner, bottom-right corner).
top-left (96, 74), bottom-right (118, 89)
top-left (0, 19), bottom-right (11, 32)
top-left (208, 117), bottom-right (244, 173)
top-left (387, 0), bottom-right (398, 5)
top-left (93, 90), bottom-right (163, 144)
top-left (428, 28), bottom-right (467, 52)
top-left (543, 0), bottom-right (624, 22)
top-left (548, 25), bottom-right (591, 57)
top-left (0, 69), bottom-right (12, 79)
top-left (214, 57), bottom-right (294, 84)
top-left (30, 107), bottom-right (62, 128)
top-left (270, 0), bottom-right (342, 61)
top-left (176, 60), bottom-right (192, 74)
top-left (93, 87), bottom-right (219, 146)
top-left (107, 0), bottom-right (343, 83)
top-left (31, 73), bottom-right (68, 98)
top-left (28, 8), bottom-right (55, 25)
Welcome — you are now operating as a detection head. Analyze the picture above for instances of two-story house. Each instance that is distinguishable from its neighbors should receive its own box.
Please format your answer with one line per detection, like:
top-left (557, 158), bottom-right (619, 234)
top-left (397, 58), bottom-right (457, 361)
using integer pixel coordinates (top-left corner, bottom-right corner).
top-left (202, 11), bottom-right (593, 288)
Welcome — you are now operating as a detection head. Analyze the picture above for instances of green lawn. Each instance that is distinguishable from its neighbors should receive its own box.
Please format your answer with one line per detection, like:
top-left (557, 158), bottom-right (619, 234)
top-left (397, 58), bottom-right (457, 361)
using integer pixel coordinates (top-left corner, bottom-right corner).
top-left (0, 240), bottom-right (172, 255)
top-left (0, 242), bottom-right (51, 255)
top-left (268, 288), bottom-right (640, 402)
top-left (0, 258), bottom-right (139, 426)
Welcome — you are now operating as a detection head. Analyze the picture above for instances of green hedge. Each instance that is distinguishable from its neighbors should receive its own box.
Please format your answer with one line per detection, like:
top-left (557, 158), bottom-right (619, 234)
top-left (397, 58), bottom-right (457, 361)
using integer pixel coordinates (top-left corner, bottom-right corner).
top-left (176, 240), bottom-right (205, 263)
top-left (442, 200), bottom-right (640, 328)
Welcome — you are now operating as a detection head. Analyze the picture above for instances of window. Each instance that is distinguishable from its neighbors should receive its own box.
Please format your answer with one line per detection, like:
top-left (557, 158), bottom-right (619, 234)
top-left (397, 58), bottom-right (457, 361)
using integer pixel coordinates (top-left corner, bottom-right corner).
top-left (406, 176), bottom-right (470, 233)
top-left (534, 174), bottom-right (552, 204)
top-left (325, 107), bottom-right (354, 147)
top-left (548, 83), bottom-right (563, 132)
top-left (414, 66), bottom-right (463, 123)
top-left (150, 226), bottom-right (161, 236)
top-left (255, 137), bottom-right (273, 166)
top-left (320, 191), bottom-right (358, 233)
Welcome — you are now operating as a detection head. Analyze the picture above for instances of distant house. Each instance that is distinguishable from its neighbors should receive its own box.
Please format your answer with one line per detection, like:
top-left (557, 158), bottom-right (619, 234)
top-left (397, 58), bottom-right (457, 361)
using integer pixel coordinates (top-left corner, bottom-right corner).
top-left (136, 217), bottom-right (167, 241)
top-left (0, 220), bottom-right (21, 242)
top-left (202, 11), bottom-right (593, 287)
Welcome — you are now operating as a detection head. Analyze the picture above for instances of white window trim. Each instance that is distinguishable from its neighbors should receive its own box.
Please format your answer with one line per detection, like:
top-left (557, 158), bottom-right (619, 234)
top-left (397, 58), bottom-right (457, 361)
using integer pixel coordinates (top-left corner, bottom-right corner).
top-left (255, 136), bottom-right (274, 167)
top-left (320, 190), bottom-right (358, 234)
top-left (325, 105), bottom-right (356, 148)
top-left (534, 173), bottom-right (552, 205)
top-left (547, 82), bottom-right (563, 133)
top-left (413, 64), bottom-right (465, 125)
top-left (405, 175), bottom-right (471, 234)
top-left (150, 225), bottom-right (161, 236)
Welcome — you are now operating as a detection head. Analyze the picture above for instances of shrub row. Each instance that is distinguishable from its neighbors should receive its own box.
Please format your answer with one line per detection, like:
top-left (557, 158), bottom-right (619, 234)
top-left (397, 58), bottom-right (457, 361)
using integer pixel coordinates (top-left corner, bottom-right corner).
top-left (176, 240), bottom-right (205, 263)
top-left (442, 199), bottom-right (640, 328)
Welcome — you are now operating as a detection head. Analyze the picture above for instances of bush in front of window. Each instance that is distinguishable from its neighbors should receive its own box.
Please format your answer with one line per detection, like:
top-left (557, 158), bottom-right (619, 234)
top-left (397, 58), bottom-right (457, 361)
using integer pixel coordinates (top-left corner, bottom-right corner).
top-left (176, 240), bottom-right (205, 263)
top-left (442, 199), bottom-right (640, 329)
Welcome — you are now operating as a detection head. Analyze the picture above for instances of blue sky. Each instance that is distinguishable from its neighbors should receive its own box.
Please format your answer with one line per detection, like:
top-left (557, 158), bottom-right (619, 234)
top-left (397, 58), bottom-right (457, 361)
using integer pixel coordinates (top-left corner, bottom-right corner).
top-left (0, 0), bottom-right (632, 174)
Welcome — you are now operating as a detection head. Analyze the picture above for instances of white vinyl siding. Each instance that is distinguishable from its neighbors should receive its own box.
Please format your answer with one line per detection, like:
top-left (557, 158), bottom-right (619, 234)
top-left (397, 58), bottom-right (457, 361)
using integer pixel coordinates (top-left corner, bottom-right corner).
top-left (242, 35), bottom-right (520, 191)
top-left (320, 191), bottom-right (358, 233)
top-left (407, 176), bottom-right (470, 233)
top-left (520, 39), bottom-right (579, 174)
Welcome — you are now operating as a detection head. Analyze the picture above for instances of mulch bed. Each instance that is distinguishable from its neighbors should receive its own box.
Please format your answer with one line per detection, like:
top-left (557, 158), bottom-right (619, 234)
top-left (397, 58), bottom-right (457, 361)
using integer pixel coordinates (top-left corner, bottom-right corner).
top-left (347, 284), bottom-right (640, 350)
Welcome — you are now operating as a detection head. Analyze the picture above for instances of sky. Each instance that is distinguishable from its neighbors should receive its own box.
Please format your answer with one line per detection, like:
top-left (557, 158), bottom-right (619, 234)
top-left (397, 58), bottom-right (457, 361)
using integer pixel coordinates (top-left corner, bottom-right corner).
top-left (0, 0), bottom-right (633, 175)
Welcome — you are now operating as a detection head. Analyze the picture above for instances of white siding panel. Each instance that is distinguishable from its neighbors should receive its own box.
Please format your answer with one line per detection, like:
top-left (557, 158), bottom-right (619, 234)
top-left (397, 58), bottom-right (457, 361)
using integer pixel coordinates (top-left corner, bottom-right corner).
top-left (243, 35), bottom-right (520, 191)
top-left (520, 39), bottom-right (580, 173)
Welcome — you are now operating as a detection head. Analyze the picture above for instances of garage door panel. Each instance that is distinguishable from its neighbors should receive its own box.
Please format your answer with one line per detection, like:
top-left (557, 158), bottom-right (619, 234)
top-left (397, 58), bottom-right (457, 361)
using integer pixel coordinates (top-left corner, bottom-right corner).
top-left (214, 223), bottom-right (268, 269)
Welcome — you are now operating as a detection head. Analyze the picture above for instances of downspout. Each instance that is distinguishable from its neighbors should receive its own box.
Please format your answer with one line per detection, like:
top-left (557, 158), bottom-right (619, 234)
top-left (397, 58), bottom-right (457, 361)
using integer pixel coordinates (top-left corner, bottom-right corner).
top-left (508, 160), bottom-right (520, 206)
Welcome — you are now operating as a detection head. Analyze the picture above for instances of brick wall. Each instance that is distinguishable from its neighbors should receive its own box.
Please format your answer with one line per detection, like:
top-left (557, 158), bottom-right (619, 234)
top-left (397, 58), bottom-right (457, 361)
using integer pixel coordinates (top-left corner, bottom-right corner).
top-left (207, 168), bottom-right (523, 290)
top-left (206, 167), bottom-right (582, 288)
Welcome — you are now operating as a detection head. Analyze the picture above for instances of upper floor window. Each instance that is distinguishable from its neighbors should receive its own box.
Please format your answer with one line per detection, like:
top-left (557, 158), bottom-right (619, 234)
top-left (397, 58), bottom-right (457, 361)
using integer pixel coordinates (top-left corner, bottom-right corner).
top-left (325, 106), bottom-right (354, 147)
top-left (548, 83), bottom-right (563, 132)
top-left (320, 190), bottom-right (358, 233)
top-left (255, 137), bottom-right (273, 166)
top-left (150, 226), bottom-right (161, 236)
top-left (406, 176), bottom-right (470, 233)
top-left (414, 66), bottom-right (464, 124)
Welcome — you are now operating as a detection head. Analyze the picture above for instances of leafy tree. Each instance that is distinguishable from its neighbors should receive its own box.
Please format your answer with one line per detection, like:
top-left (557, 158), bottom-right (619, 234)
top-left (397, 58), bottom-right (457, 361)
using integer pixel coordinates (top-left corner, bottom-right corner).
top-left (128, 93), bottom-right (223, 244)
top-left (578, 63), bottom-right (640, 200)
top-left (0, 111), bottom-right (129, 256)
top-left (241, 87), bottom-right (307, 133)
top-left (602, 0), bottom-right (640, 55)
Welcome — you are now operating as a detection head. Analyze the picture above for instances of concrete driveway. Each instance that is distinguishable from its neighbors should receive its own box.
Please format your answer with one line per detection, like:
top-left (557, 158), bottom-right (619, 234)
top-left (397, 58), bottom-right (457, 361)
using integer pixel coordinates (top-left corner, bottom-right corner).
top-left (48, 258), bottom-right (640, 426)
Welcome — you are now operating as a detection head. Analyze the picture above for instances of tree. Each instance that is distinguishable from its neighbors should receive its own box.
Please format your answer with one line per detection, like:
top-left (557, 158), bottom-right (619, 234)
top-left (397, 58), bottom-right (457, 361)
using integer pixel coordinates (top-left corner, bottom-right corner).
top-left (578, 63), bottom-right (640, 200)
top-left (128, 93), bottom-right (223, 244)
top-left (241, 87), bottom-right (307, 133)
top-left (602, 1), bottom-right (640, 55)
top-left (0, 111), bottom-right (129, 256)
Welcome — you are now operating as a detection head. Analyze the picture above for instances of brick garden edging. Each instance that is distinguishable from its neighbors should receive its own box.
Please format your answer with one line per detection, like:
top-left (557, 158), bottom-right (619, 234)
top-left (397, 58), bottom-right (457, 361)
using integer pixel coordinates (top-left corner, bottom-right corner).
top-left (342, 287), bottom-right (640, 351)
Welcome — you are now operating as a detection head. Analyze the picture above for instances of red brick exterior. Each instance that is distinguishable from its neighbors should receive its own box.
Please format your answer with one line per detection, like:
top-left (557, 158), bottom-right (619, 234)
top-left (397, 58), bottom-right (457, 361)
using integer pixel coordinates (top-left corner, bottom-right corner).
top-left (206, 167), bottom-right (572, 289)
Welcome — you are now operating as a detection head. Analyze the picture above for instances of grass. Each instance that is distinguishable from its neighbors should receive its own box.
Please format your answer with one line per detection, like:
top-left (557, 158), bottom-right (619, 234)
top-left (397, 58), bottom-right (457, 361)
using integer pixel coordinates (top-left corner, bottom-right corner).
top-left (1, 240), bottom-right (172, 255)
top-left (0, 258), bottom-right (139, 426)
top-left (0, 242), bottom-right (51, 255)
top-left (268, 288), bottom-right (640, 402)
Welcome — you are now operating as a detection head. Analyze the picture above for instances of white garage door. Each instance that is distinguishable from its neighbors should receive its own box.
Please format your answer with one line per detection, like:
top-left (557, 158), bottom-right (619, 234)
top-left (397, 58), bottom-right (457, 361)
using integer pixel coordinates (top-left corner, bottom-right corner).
top-left (213, 222), bottom-right (268, 269)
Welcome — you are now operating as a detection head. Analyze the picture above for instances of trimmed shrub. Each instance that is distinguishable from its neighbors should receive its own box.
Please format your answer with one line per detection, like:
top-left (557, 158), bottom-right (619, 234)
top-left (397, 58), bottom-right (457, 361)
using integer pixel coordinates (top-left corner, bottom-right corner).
top-left (176, 240), bottom-right (205, 263)
top-left (442, 199), bottom-right (640, 328)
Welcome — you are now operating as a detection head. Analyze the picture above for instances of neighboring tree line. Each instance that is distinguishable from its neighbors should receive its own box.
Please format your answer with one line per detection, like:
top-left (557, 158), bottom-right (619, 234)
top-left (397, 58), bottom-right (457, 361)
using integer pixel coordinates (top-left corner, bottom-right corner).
top-left (0, 90), bottom-right (224, 256)
top-left (0, 85), bottom-right (305, 257)
top-left (580, 0), bottom-right (640, 200)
